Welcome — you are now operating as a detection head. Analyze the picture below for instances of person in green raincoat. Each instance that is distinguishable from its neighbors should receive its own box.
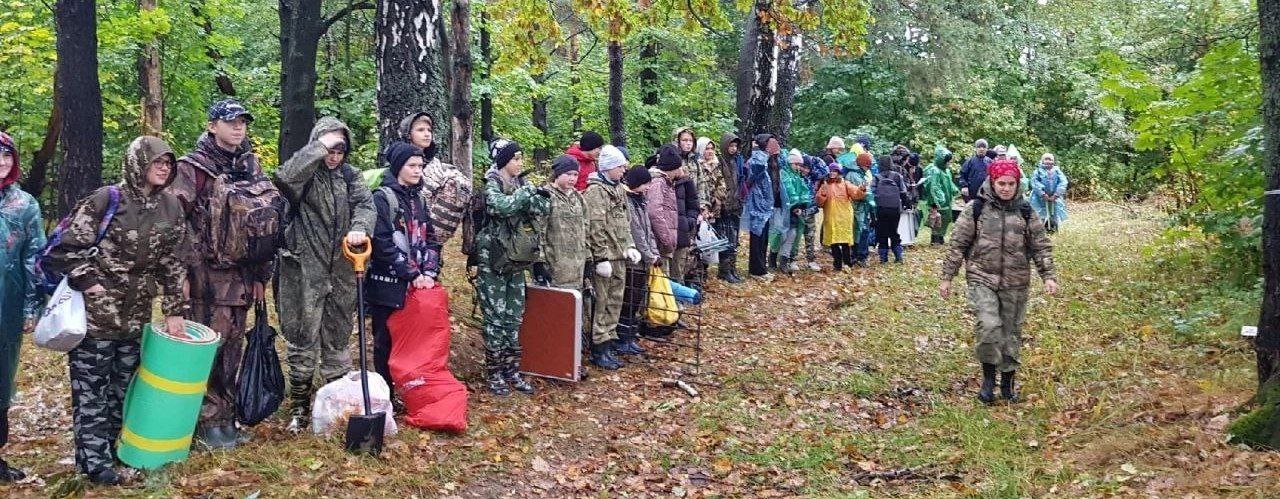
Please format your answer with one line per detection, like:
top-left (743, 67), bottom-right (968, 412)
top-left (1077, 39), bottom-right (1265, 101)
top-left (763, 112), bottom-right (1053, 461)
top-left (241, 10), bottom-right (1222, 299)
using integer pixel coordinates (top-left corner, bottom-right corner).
top-left (918, 145), bottom-right (961, 245)
top-left (769, 149), bottom-right (814, 273)
top-left (841, 151), bottom-right (876, 266)
top-left (0, 131), bottom-right (44, 481)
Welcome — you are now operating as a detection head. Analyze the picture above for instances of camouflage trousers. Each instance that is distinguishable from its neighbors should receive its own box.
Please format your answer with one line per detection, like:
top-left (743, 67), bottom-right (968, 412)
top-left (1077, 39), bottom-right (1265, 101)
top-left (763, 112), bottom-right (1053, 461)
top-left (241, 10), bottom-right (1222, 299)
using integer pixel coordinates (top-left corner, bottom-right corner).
top-left (193, 302), bottom-right (248, 428)
top-left (476, 266), bottom-right (527, 374)
top-left (588, 259), bottom-right (626, 345)
top-left (69, 338), bottom-right (140, 475)
top-left (280, 289), bottom-right (354, 388)
top-left (800, 210), bottom-right (819, 262)
top-left (966, 285), bottom-right (1029, 372)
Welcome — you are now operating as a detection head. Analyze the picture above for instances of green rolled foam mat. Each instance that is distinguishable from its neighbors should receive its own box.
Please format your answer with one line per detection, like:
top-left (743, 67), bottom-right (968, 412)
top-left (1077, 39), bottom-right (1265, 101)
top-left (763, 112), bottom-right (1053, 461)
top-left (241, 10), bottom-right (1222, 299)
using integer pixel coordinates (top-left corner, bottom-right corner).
top-left (117, 320), bottom-right (221, 469)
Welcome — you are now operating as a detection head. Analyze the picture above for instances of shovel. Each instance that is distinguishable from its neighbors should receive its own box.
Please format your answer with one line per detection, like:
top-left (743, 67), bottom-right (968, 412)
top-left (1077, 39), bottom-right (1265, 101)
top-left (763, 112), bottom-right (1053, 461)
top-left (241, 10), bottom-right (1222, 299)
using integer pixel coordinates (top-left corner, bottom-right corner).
top-left (341, 239), bottom-right (384, 456)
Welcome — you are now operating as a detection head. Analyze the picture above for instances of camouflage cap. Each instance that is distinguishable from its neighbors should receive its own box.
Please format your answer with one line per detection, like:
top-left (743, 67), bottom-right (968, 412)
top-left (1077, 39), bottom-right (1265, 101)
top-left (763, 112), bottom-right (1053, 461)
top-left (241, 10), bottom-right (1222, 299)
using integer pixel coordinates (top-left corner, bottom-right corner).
top-left (207, 99), bottom-right (254, 123)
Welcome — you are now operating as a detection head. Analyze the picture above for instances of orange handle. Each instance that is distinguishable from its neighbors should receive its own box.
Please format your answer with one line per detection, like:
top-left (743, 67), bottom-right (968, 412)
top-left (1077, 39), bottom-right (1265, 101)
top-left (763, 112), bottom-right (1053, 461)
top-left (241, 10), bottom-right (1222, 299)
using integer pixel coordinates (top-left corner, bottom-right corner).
top-left (342, 239), bottom-right (372, 274)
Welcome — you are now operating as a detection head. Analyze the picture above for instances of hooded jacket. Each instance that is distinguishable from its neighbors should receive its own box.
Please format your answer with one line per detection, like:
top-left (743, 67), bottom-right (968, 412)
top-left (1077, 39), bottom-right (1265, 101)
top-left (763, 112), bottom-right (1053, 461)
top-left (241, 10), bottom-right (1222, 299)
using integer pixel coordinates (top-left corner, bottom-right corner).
top-left (719, 133), bottom-right (745, 214)
top-left (694, 136), bottom-right (727, 217)
top-left (367, 169), bottom-right (443, 309)
top-left (625, 188), bottom-right (659, 266)
top-left (673, 175), bottom-right (699, 248)
top-left (871, 157), bottom-right (908, 210)
top-left (644, 169), bottom-right (680, 255)
top-left (172, 131), bottom-right (271, 305)
top-left (49, 137), bottom-right (190, 340)
top-left (1029, 162), bottom-right (1069, 224)
top-left (397, 112), bottom-right (472, 243)
top-left (540, 184), bottom-right (587, 287)
top-left (0, 132), bottom-right (46, 326)
top-left (567, 145), bottom-right (599, 192)
top-left (816, 176), bottom-right (862, 246)
top-left (940, 182), bottom-right (1056, 290)
top-left (919, 145), bottom-right (960, 211)
top-left (583, 173), bottom-right (635, 262)
top-left (273, 117), bottom-right (378, 325)
top-left (743, 148), bottom-right (776, 236)
top-left (958, 153), bottom-right (991, 194)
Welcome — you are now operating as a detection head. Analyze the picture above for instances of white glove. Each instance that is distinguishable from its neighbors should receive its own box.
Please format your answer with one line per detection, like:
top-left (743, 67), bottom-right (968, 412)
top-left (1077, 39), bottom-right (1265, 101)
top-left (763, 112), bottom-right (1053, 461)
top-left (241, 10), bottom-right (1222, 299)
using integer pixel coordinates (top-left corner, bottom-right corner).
top-left (594, 261), bottom-right (613, 278)
top-left (624, 248), bottom-right (642, 264)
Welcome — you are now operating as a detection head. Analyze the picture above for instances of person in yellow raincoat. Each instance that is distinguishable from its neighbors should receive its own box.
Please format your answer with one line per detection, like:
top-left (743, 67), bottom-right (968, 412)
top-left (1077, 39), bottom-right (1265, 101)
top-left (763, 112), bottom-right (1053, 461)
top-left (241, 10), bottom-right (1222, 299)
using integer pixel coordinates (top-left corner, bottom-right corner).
top-left (816, 166), bottom-right (865, 272)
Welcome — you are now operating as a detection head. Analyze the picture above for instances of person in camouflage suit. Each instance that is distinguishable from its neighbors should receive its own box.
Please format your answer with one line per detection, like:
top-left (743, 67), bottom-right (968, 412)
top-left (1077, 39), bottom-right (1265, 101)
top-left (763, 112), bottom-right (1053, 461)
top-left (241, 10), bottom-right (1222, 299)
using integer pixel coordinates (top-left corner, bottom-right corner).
top-left (48, 136), bottom-right (190, 485)
top-left (940, 159), bottom-right (1058, 405)
top-left (0, 131), bottom-right (44, 482)
top-left (584, 145), bottom-right (644, 370)
top-left (273, 117), bottom-right (375, 432)
top-left (475, 139), bottom-right (550, 396)
top-left (535, 155), bottom-right (587, 292)
top-left (170, 99), bottom-right (272, 448)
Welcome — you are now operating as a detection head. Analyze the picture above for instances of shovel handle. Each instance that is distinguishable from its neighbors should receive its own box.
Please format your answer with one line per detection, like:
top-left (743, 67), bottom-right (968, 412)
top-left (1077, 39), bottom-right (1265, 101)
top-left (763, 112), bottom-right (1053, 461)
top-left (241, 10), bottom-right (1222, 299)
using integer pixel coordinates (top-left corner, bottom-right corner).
top-left (342, 239), bottom-right (372, 274)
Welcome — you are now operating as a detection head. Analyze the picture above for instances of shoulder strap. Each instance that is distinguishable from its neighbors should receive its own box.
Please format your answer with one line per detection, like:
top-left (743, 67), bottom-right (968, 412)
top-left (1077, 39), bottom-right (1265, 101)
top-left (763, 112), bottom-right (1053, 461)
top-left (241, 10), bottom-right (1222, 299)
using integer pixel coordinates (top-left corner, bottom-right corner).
top-left (971, 198), bottom-right (985, 222)
top-left (378, 186), bottom-right (401, 222)
top-left (94, 186), bottom-right (122, 246)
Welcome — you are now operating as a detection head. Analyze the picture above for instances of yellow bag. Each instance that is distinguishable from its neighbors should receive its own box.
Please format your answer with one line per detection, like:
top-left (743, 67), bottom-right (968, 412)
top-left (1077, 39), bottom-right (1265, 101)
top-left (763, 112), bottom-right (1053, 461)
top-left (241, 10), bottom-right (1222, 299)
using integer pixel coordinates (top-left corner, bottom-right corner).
top-left (645, 267), bottom-right (680, 326)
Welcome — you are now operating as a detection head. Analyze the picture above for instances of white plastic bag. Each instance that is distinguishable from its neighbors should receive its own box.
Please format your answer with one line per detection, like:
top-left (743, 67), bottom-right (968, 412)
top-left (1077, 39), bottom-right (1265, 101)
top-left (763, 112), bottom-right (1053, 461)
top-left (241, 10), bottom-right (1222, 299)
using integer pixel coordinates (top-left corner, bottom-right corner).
top-left (34, 278), bottom-right (87, 352)
top-left (897, 209), bottom-right (917, 246)
top-left (696, 221), bottom-right (727, 265)
top-left (311, 371), bottom-right (398, 437)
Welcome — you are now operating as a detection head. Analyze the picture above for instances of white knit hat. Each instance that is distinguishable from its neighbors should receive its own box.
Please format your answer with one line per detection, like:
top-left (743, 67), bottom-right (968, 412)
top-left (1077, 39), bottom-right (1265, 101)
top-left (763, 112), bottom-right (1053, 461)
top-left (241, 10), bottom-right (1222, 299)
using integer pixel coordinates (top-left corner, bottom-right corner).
top-left (788, 148), bottom-right (804, 164)
top-left (826, 136), bottom-right (846, 150)
top-left (598, 144), bottom-right (628, 172)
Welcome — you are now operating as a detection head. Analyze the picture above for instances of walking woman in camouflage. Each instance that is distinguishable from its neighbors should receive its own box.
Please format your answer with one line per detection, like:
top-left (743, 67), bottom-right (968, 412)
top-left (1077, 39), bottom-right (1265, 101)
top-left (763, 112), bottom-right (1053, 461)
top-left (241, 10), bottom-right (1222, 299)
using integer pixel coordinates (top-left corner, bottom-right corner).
top-left (0, 131), bottom-right (45, 482)
top-left (47, 137), bottom-right (191, 484)
top-left (939, 159), bottom-right (1058, 404)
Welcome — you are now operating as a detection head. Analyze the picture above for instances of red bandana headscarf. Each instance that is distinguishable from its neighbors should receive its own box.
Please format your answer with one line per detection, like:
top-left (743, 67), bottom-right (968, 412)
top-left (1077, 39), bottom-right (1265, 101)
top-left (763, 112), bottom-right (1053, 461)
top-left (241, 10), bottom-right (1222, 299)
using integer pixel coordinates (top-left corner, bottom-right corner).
top-left (987, 159), bottom-right (1022, 182)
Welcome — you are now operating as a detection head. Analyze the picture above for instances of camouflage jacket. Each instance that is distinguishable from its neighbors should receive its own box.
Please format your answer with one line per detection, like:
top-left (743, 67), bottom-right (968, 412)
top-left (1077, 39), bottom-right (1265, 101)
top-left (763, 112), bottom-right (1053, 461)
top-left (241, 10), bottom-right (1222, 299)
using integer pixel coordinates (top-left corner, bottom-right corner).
top-left (474, 170), bottom-right (551, 272)
top-left (49, 137), bottom-right (190, 340)
top-left (696, 157), bottom-right (727, 217)
top-left (940, 182), bottom-right (1056, 290)
top-left (582, 175), bottom-right (634, 262)
top-left (540, 185), bottom-right (587, 287)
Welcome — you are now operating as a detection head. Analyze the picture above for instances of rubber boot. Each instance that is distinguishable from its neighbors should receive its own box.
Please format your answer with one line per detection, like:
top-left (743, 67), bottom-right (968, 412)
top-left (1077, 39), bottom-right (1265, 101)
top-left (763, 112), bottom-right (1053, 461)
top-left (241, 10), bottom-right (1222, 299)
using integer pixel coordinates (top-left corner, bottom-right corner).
top-left (977, 363), bottom-right (997, 404)
top-left (88, 468), bottom-right (121, 485)
top-left (504, 348), bottom-right (535, 395)
top-left (0, 458), bottom-right (26, 482)
top-left (286, 379), bottom-right (312, 434)
top-left (197, 425), bottom-right (236, 450)
top-left (1001, 370), bottom-right (1018, 402)
top-left (892, 244), bottom-right (904, 263)
top-left (726, 254), bottom-right (745, 283)
top-left (485, 349), bottom-right (510, 396)
top-left (768, 252), bottom-right (778, 270)
top-left (878, 246), bottom-right (890, 264)
top-left (591, 342), bottom-right (623, 370)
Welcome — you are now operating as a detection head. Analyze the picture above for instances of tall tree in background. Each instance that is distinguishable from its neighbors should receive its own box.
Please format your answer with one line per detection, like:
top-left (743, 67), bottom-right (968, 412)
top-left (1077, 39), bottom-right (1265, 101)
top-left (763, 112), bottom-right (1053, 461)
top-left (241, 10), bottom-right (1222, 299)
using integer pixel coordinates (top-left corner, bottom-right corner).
top-left (449, 0), bottom-right (474, 177)
top-left (54, 0), bottom-right (103, 217)
top-left (138, 0), bottom-right (163, 136)
top-left (1231, 0), bottom-right (1280, 450)
top-left (377, 0), bottom-right (449, 156)
top-left (478, 8), bottom-right (494, 144)
top-left (768, 32), bottom-right (801, 144)
top-left (578, 0), bottom-right (637, 147)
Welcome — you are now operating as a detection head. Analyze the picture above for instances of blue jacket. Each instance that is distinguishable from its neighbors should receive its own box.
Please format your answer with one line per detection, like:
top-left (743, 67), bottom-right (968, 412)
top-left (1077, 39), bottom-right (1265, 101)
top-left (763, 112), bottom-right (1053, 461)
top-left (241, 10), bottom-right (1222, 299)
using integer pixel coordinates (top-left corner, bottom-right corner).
top-left (958, 154), bottom-right (990, 194)
top-left (743, 150), bottom-right (775, 236)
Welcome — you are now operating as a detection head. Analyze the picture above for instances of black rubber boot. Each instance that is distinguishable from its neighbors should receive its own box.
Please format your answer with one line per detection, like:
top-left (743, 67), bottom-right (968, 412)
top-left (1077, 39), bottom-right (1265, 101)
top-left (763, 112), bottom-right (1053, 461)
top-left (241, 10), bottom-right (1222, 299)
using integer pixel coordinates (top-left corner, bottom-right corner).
top-left (977, 363), bottom-right (997, 404)
top-left (591, 342), bottom-right (623, 370)
top-left (768, 252), bottom-right (778, 270)
top-left (0, 458), bottom-right (26, 482)
top-left (88, 467), bottom-right (121, 485)
top-left (286, 379), bottom-right (312, 434)
top-left (197, 425), bottom-right (236, 450)
top-left (1001, 370), bottom-right (1018, 402)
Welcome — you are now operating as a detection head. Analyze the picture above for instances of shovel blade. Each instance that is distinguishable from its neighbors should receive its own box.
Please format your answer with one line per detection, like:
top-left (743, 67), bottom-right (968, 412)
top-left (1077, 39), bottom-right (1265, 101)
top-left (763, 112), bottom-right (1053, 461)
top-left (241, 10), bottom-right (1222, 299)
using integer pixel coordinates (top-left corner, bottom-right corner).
top-left (344, 412), bottom-right (386, 456)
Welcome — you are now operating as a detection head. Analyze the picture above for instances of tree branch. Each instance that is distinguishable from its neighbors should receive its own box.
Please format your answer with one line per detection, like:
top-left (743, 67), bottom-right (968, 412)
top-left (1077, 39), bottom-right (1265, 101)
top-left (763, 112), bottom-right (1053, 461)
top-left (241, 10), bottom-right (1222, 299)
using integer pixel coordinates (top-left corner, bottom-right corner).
top-left (322, 1), bottom-right (374, 34)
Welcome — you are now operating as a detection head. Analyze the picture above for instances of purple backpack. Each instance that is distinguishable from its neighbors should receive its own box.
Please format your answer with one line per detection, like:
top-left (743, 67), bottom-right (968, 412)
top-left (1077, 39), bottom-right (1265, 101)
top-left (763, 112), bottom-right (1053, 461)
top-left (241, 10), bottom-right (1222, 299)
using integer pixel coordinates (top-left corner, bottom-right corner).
top-left (33, 186), bottom-right (122, 296)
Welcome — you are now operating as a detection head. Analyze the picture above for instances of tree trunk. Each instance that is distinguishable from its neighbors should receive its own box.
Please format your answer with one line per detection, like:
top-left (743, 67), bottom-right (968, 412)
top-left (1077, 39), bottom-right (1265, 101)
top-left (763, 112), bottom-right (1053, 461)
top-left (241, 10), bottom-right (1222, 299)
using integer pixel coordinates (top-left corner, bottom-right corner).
top-left (569, 31), bottom-right (582, 133)
top-left (278, 0), bottom-right (323, 162)
top-left (21, 77), bottom-right (61, 201)
top-left (137, 0), bottom-right (163, 136)
top-left (608, 39), bottom-right (626, 147)
top-left (532, 72), bottom-right (550, 164)
top-left (449, 0), bottom-right (473, 179)
top-left (735, 5), bottom-right (760, 135)
top-left (479, 10), bottom-right (494, 144)
top-left (768, 32), bottom-right (801, 145)
top-left (738, 0), bottom-right (777, 138)
top-left (376, 0), bottom-right (448, 157)
top-left (1229, 0), bottom-right (1280, 450)
top-left (54, 0), bottom-right (103, 218)
top-left (638, 36), bottom-right (659, 147)
top-left (192, 2), bottom-right (237, 96)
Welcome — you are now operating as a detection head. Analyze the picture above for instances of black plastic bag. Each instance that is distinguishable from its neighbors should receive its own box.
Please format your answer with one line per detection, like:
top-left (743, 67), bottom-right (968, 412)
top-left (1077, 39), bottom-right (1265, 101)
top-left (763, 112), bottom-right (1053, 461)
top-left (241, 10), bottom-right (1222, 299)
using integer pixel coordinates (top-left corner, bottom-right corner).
top-left (236, 303), bottom-right (284, 426)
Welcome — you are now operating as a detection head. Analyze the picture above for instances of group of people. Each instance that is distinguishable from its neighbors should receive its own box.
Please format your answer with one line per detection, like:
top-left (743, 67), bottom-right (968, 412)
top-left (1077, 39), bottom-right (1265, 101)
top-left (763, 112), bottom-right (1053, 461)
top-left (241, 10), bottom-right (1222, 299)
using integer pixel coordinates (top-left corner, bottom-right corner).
top-left (0, 96), bottom-right (1068, 485)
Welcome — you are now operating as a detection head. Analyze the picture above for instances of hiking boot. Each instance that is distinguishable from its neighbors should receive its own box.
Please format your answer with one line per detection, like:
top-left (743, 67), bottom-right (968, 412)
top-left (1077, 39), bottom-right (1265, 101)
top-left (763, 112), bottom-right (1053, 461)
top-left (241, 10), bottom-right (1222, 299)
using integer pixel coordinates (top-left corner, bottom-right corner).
top-left (87, 468), bottom-right (121, 486)
top-left (615, 338), bottom-right (646, 356)
top-left (286, 380), bottom-right (312, 434)
top-left (750, 273), bottom-right (774, 282)
top-left (486, 371), bottom-right (511, 397)
top-left (591, 343), bottom-right (623, 370)
top-left (806, 261), bottom-right (821, 272)
top-left (977, 363), bottom-right (997, 405)
top-left (0, 458), bottom-right (26, 482)
top-left (505, 371), bottom-right (535, 395)
top-left (1001, 371), bottom-right (1018, 403)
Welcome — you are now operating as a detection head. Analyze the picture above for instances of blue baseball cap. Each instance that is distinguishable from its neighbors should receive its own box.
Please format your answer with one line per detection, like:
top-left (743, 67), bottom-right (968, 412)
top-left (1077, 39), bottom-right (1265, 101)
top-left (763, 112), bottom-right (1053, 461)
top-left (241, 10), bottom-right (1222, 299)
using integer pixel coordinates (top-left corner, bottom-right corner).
top-left (207, 99), bottom-right (255, 123)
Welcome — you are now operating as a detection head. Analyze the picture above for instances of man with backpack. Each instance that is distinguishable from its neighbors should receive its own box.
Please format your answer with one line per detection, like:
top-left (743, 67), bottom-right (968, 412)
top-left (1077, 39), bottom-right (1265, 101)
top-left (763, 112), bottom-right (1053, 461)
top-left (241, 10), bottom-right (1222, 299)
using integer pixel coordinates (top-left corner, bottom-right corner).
top-left (172, 99), bottom-right (282, 449)
top-left (273, 117), bottom-right (375, 433)
top-left (939, 159), bottom-right (1057, 405)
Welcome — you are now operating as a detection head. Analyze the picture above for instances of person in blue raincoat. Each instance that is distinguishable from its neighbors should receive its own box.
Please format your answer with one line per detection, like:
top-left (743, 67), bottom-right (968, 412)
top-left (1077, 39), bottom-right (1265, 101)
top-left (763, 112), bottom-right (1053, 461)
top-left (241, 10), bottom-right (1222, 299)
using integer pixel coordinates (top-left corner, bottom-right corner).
top-left (0, 131), bottom-right (45, 481)
top-left (1029, 153), bottom-right (1068, 233)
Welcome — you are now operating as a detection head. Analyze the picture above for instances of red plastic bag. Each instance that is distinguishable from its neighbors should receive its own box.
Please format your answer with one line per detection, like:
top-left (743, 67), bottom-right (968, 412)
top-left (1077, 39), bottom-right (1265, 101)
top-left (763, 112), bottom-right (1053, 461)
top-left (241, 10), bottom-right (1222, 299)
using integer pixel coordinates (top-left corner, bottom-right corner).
top-left (387, 286), bottom-right (468, 433)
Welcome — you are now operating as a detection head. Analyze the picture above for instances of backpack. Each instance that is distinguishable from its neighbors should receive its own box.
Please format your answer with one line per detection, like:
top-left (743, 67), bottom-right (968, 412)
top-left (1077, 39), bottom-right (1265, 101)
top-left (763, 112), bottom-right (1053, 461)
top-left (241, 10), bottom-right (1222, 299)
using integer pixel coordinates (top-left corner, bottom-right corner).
top-left (969, 197), bottom-right (1034, 256)
top-left (206, 168), bottom-right (287, 268)
top-left (33, 186), bottom-right (121, 296)
top-left (459, 190), bottom-right (487, 259)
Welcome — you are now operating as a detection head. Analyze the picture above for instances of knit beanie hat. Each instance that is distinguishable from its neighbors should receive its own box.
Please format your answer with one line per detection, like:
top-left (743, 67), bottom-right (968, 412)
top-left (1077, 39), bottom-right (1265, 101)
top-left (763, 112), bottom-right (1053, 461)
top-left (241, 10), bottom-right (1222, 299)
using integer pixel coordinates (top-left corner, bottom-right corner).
top-left (826, 136), bottom-right (846, 150)
top-left (385, 142), bottom-right (424, 177)
top-left (908, 153), bottom-right (920, 167)
top-left (598, 145), bottom-right (628, 172)
top-left (579, 131), bottom-right (605, 152)
top-left (753, 133), bottom-right (774, 152)
top-left (656, 144), bottom-right (682, 171)
top-left (787, 148), bottom-right (804, 164)
top-left (624, 166), bottom-right (653, 189)
top-left (551, 154), bottom-right (579, 179)
top-left (489, 138), bottom-right (521, 170)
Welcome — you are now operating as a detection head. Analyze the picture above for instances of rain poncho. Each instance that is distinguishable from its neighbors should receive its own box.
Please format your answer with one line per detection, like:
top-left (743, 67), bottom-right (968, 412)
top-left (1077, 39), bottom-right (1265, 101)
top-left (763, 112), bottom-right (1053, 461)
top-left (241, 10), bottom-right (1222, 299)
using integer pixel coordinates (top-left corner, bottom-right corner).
top-left (919, 145), bottom-right (960, 211)
top-left (1029, 162), bottom-right (1069, 225)
top-left (0, 132), bottom-right (45, 407)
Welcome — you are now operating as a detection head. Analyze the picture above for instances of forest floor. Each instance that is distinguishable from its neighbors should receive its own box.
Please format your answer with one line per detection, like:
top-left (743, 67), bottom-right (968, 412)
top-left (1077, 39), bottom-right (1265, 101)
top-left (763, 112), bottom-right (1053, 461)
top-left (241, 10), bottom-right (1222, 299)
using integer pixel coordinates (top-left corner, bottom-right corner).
top-left (3, 201), bottom-right (1277, 498)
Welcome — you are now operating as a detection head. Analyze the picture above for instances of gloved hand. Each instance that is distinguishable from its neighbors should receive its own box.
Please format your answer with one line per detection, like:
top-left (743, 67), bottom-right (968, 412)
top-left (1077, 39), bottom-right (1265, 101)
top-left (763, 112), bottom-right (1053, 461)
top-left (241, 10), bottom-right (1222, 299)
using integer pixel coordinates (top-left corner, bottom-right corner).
top-left (594, 261), bottom-right (613, 278)
top-left (624, 248), bottom-right (642, 264)
top-left (532, 262), bottom-right (552, 286)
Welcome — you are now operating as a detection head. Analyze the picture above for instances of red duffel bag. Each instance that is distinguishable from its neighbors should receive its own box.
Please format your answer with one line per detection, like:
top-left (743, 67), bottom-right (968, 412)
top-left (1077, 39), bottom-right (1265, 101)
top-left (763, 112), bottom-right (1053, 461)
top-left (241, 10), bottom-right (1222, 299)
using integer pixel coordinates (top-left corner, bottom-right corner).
top-left (387, 286), bottom-right (468, 432)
